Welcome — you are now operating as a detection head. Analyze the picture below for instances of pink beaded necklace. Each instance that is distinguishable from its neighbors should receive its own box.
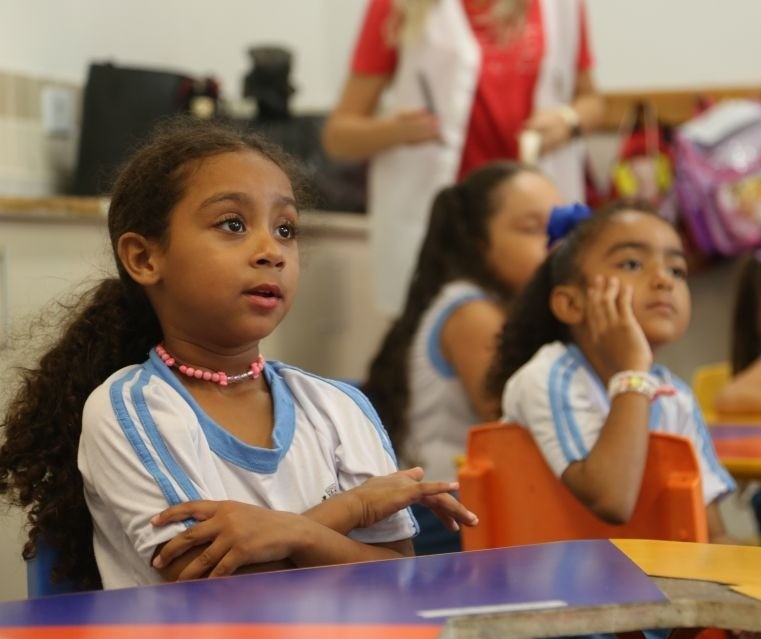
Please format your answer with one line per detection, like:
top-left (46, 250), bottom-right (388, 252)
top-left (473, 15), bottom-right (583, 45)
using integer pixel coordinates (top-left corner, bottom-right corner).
top-left (156, 344), bottom-right (265, 387)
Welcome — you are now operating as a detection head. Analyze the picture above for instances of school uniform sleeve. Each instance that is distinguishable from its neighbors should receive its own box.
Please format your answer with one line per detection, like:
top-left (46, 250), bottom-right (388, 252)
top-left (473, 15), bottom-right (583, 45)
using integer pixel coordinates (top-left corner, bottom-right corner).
top-left (669, 376), bottom-right (736, 504)
top-left (501, 343), bottom-right (606, 477)
top-left (79, 367), bottom-right (223, 569)
top-left (280, 368), bottom-right (419, 544)
top-left (330, 382), bottom-right (420, 543)
top-left (351, 0), bottom-right (398, 74)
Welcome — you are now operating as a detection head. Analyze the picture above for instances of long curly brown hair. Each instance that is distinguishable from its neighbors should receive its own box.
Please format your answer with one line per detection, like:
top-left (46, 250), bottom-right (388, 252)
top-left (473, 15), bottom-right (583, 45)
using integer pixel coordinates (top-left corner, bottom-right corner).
top-left (362, 162), bottom-right (535, 453)
top-left (0, 116), bottom-right (306, 590)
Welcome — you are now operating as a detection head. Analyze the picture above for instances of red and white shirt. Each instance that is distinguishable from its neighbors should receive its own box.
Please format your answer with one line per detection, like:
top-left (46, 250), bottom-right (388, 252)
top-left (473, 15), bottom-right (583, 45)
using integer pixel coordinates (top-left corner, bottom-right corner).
top-left (352, 0), bottom-right (593, 179)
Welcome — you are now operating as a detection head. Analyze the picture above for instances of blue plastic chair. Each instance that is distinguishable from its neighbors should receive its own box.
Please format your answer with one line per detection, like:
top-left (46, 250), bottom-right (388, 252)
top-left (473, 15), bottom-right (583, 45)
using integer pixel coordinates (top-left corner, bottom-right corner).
top-left (26, 540), bottom-right (78, 597)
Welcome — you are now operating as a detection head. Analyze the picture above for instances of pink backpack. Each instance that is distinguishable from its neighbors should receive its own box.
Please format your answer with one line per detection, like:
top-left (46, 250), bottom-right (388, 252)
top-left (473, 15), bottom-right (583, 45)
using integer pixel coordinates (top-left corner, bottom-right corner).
top-left (674, 100), bottom-right (761, 256)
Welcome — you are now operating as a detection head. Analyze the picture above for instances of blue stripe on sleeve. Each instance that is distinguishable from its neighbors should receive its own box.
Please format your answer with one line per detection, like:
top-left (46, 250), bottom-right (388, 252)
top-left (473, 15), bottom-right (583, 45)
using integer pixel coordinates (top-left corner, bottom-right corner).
top-left (561, 358), bottom-right (590, 458)
top-left (132, 368), bottom-right (202, 503)
top-left (549, 354), bottom-right (582, 463)
top-left (109, 369), bottom-right (185, 510)
top-left (426, 293), bottom-right (488, 378)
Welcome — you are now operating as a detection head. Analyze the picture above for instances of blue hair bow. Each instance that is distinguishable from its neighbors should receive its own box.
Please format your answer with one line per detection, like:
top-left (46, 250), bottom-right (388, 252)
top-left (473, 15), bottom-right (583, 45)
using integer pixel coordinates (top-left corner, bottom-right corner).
top-left (547, 203), bottom-right (592, 248)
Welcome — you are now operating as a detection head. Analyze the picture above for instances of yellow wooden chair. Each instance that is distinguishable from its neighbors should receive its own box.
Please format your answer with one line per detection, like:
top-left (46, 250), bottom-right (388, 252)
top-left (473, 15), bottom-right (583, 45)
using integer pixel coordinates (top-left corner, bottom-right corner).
top-left (691, 362), bottom-right (731, 424)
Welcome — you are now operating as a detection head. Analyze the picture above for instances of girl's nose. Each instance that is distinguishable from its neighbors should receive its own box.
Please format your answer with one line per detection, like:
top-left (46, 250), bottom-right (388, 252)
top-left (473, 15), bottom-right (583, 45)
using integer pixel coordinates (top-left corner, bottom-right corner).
top-left (651, 263), bottom-right (674, 289)
top-left (250, 232), bottom-right (285, 269)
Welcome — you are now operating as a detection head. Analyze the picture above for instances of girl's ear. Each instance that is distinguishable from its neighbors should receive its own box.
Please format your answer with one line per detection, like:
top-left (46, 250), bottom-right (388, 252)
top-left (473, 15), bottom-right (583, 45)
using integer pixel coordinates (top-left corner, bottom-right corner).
top-left (117, 232), bottom-right (163, 286)
top-left (550, 284), bottom-right (585, 325)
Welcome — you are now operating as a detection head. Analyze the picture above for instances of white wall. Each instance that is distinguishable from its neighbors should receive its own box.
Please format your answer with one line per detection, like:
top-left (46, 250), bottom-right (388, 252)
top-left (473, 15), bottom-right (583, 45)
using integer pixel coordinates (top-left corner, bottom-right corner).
top-left (0, 0), bottom-right (365, 111)
top-left (586, 0), bottom-right (761, 91)
top-left (2, 0), bottom-right (761, 110)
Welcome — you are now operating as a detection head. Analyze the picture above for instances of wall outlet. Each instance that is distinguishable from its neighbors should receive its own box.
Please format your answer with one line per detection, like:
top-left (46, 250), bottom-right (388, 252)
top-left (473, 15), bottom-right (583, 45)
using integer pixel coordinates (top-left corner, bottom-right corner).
top-left (41, 85), bottom-right (75, 136)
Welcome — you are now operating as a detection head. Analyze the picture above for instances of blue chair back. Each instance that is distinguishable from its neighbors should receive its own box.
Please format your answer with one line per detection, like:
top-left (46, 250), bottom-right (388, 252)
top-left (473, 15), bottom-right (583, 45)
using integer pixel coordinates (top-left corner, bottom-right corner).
top-left (26, 540), bottom-right (78, 597)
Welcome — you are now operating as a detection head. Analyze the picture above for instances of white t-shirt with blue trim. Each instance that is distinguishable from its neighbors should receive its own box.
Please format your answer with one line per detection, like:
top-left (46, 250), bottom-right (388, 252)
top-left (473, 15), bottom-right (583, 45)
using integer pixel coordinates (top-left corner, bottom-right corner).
top-left (78, 351), bottom-right (417, 589)
top-left (501, 341), bottom-right (736, 505)
top-left (404, 280), bottom-right (489, 482)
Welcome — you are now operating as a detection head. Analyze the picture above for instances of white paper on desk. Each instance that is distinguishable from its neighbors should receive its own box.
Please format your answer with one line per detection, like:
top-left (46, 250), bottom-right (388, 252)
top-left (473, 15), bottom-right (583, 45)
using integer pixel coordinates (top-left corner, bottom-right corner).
top-left (680, 99), bottom-right (761, 147)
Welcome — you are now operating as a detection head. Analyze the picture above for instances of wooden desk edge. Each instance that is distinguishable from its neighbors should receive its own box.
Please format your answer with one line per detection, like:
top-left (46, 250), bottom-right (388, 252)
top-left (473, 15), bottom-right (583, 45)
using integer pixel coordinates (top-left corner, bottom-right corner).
top-left (441, 577), bottom-right (761, 638)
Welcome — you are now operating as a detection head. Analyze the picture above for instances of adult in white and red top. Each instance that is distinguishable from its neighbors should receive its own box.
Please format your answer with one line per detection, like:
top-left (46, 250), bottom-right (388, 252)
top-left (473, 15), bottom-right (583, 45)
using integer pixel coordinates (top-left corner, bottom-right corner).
top-left (323, 0), bottom-right (605, 315)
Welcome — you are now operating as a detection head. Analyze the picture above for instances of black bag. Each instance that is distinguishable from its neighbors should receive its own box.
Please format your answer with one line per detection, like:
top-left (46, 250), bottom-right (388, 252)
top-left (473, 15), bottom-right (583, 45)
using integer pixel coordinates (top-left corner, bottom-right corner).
top-left (71, 62), bottom-right (197, 195)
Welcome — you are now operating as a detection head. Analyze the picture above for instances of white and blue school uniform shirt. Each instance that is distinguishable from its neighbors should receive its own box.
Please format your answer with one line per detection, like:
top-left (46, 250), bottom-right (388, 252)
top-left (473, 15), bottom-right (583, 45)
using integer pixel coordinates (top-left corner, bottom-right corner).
top-left (501, 341), bottom-right (735, 504)
top-left (78, 351), bottom-right (417, 589)
top-left (404, 280), bottom-right (490, 482)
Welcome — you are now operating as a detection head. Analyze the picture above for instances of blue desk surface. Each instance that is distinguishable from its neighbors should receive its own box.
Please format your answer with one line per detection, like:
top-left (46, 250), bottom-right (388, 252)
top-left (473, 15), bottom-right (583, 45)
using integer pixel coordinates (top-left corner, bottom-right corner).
top-left (0, 539), bottom-right (665, 638)
top-left (710, 423), bottom-right (761, 439)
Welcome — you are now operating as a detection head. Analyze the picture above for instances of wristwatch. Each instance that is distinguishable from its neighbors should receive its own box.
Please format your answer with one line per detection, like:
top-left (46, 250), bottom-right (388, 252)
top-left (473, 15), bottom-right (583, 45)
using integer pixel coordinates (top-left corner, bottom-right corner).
top-left (558, 105), bottom-right (582, 139)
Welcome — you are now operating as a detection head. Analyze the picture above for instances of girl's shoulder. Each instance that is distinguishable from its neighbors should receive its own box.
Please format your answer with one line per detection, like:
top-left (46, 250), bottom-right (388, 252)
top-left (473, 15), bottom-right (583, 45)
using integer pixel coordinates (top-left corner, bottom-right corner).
top-left (268, 361), bottom-right (380, 419)
top-left (521, 341), bottom-right (573, 372)
top-left (82, 358), bottom-right (195, 432)
top-left (503, 342), bottom-right (582, 398)
top-left (423, 280), bottom-right (491, 324)
top-left (84, 363), bottom-right (145, 407)
top-left (268, 361), bottom-right (394, 449)
top-left (438, 279), bottom-right (489, 302)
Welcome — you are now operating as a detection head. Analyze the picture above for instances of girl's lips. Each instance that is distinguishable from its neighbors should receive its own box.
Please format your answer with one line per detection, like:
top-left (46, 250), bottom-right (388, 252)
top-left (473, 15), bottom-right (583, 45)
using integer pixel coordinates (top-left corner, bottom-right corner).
top-left (244, 284), bottom-right (283, 310)
top-left (245, 292), bottom-right (282, 309)
top-left (646, 301), bottom-right (675, 314)
top-left (246, 284), bottom-right (282, 298)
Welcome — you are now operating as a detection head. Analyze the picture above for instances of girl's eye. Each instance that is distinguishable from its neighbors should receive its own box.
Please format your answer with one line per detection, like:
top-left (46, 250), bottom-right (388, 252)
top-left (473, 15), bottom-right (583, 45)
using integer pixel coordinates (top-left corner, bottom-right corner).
top-left (275, 222), bottom-right (298, 240)
top-left (618, 259), bottom-right (642, 271)
top-left (217, 216), bottom-right (246, 233)
top-left (670, 266), bottom-right (688, 279)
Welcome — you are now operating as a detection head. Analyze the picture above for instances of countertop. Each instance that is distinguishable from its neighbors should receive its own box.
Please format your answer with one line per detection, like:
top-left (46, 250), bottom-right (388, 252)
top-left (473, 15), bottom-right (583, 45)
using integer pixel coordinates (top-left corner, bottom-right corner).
top-left (0, 196), bottom-right (367, 236)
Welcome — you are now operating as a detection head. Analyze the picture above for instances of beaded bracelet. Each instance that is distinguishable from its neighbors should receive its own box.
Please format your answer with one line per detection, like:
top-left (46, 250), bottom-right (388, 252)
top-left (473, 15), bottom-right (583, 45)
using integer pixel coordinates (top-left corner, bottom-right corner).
top-left (607, 370), bottom-right (676, 401)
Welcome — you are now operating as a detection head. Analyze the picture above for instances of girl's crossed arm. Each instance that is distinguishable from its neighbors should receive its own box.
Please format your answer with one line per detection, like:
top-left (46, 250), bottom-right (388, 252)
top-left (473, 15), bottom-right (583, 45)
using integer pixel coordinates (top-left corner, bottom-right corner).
top-left (151, 467), bottom-right (477, 581)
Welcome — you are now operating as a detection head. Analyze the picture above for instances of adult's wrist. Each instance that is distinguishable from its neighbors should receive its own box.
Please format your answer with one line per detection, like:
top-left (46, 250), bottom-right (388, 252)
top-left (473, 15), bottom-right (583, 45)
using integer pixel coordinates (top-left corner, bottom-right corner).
top-left (558, 104), bottom-right (582, 139)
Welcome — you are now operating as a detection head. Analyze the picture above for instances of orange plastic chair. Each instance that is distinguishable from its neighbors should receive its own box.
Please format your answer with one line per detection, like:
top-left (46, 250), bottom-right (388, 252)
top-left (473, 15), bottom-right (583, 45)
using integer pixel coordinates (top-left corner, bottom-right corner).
top-left (691, 362), bottom-right (731, 424)
top-left (458, 422), bottom-right (708, 550)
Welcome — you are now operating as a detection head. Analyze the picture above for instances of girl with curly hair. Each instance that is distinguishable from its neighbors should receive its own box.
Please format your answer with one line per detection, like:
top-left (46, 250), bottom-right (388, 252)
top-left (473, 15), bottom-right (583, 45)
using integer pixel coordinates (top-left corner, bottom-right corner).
top-left (0, 117), bottom-right (475, 591)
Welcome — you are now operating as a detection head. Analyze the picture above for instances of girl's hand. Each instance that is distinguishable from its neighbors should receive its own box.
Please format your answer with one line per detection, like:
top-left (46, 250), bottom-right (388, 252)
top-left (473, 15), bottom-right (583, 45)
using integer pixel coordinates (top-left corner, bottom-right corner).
top-left (348, 467), bottom-right (478, 531)
top-left (586, 275), bottom-right (652, 377)
top-left (151, 500), bottom-right (307, 580)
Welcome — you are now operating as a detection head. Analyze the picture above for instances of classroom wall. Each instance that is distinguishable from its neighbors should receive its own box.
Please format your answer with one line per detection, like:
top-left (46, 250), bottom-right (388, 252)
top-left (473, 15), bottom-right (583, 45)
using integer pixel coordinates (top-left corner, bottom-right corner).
top-left (2, 0), bottom-right (761, 110)
top-left (0, 0), bottom-right (364, 112)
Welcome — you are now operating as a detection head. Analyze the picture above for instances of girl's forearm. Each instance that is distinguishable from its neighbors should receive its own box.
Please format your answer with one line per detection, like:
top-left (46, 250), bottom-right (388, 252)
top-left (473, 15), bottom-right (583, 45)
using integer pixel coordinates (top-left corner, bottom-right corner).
top-left (289, 516), bottom-right (413, 567)
top-left (302, 491), bottom-right (362, 535)
top-left (561, 393), bottom-right (650, 523)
